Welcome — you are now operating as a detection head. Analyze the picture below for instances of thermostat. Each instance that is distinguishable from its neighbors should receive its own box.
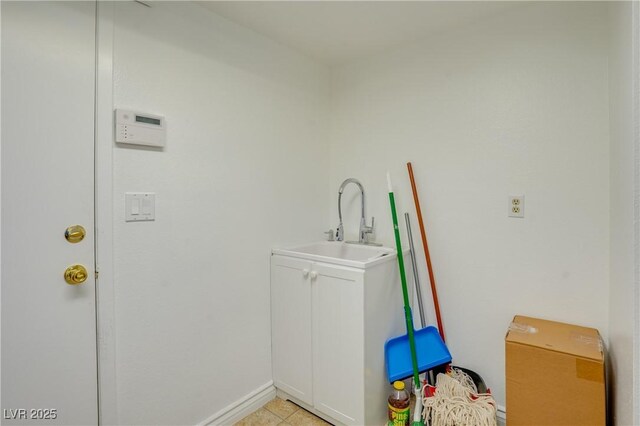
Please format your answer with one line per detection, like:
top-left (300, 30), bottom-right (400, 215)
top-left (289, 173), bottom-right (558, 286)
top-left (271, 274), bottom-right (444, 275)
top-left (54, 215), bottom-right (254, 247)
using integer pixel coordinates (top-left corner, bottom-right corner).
top-left (115, 109), bottom-right (165, 147)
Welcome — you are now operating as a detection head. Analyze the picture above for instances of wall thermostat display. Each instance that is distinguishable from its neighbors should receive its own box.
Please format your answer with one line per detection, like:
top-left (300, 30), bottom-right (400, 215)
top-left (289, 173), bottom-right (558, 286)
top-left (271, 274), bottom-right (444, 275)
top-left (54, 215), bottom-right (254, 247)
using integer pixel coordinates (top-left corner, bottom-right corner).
top-left (115, 109), bottom-right (165, 147)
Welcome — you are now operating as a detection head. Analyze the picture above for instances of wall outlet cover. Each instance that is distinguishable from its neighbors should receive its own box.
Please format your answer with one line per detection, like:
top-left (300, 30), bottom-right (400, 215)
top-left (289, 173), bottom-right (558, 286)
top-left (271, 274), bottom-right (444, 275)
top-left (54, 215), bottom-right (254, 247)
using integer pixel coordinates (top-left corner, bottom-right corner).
top-left (508, 195), bottom-right (525, 218)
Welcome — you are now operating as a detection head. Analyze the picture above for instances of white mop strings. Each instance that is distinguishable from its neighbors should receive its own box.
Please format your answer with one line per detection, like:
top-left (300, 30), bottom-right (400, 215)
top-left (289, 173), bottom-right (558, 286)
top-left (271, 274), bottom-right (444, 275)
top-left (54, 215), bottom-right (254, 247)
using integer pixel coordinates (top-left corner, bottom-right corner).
top-left (422, 368), bottom-right (497, 426)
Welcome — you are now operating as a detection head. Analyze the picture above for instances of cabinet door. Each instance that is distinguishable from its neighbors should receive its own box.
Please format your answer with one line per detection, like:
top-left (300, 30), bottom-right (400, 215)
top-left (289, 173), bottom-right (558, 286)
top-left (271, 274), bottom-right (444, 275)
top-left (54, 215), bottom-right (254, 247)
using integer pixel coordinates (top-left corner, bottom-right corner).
top-left (312, 263), bottom-right (365, 425)
top-left (271, 255), bottom-right (313, 405)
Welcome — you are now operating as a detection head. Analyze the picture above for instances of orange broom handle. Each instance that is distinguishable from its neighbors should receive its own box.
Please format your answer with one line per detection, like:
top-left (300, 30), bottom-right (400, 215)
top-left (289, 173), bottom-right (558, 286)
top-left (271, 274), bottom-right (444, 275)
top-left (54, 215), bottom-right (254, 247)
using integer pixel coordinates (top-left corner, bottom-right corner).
top-left (407, 162), bottom-right (445, 342)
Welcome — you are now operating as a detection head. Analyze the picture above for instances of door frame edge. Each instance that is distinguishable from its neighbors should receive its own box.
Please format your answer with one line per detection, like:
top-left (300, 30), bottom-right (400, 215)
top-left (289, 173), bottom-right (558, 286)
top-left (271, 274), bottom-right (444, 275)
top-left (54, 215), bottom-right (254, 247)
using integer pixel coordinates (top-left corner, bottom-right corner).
top-left (633, 1), bottom-right (640, 425)
top-left (95, 2), bottom-right (117, 425)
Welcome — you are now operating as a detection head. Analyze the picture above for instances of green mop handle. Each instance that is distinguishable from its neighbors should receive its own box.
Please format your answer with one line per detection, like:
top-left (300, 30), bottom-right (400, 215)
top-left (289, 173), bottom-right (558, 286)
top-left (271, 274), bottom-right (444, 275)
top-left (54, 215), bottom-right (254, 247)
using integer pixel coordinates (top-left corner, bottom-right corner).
top-left (387, 173), bottom-right (421, 388)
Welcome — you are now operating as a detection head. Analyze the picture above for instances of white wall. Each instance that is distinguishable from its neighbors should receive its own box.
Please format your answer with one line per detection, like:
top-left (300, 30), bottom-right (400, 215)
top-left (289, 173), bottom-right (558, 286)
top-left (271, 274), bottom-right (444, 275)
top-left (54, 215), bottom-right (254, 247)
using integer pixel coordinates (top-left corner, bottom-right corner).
top-left (112, 2), bottom-right (329, 424)
top-left (329, 2), bottom-right (611, 411)
top-left (108, 2), bottom-right (637, 423)
top-left (608, 2), bottom-right (639, 425)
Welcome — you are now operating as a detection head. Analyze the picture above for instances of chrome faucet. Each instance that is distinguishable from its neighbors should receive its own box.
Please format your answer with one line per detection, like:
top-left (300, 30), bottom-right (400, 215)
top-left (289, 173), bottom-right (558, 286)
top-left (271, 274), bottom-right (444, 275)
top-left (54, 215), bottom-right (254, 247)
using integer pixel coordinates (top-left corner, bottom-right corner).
top-left (336, 178), bottom-right (376, 244)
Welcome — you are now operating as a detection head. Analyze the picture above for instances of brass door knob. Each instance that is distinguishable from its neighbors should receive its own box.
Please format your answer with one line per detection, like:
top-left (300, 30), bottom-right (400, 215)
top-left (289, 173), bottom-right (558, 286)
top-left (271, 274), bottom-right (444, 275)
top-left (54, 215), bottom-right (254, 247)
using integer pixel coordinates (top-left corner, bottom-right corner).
top-left (65, 225), bottom-right (86, 243)
top-left (64, 264), bottom-right (88, 285)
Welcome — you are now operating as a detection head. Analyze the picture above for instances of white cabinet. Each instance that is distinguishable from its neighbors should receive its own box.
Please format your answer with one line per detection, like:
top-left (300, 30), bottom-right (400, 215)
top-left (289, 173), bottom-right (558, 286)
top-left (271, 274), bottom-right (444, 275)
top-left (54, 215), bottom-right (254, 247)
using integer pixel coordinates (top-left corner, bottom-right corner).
top-left (271, 250), bottom-right (409, 425)
top-left (271, 256), bottom-right (313, 405)
top-left (312, 263), bottom-right (365, 424)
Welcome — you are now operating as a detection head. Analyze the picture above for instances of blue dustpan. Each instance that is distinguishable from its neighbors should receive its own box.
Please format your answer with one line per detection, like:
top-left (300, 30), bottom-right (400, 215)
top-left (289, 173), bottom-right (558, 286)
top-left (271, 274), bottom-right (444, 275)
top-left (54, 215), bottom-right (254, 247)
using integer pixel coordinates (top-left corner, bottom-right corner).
top-left (385, 325), bottom-right (451, 383)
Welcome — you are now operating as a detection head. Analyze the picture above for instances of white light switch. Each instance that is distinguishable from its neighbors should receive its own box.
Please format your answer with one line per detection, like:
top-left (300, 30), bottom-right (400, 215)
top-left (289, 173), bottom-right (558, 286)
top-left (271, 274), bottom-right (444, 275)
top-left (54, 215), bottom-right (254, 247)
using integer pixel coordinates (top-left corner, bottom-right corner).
top-left (126, 193), bottom-right (155, 222)
top-left (131, 199), bottom-right (140, 215)
top-left (141, 198), bottom-right (152, 215)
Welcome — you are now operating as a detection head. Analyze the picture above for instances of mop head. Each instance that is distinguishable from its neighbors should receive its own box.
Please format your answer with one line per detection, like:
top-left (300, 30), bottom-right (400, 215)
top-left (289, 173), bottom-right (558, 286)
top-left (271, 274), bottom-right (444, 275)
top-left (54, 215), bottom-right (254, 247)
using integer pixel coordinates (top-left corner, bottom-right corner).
top-left (422, 368), bottom-right (497, 426)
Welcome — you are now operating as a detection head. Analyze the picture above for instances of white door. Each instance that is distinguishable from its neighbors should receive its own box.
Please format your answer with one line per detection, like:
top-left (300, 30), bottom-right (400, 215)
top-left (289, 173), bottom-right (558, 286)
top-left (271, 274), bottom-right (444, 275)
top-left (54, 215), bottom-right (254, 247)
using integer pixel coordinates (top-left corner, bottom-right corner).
top-left (1, 2), bottom-right (98, 425)
top-left (271, 255), bottom-right (313, 405)
top-left (312, 263), bottom-right (364, 426)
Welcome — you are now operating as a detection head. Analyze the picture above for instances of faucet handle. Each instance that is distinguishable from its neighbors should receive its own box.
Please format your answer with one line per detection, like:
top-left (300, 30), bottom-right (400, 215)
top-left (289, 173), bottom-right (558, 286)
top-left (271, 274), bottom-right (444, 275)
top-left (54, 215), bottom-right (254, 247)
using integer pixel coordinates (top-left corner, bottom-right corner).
top-left (361, 217), bottom-right (375, 244)
top-left (324, 229), bottom-right (335, 241)
top-left (365, 217), bottom-right (375, 233)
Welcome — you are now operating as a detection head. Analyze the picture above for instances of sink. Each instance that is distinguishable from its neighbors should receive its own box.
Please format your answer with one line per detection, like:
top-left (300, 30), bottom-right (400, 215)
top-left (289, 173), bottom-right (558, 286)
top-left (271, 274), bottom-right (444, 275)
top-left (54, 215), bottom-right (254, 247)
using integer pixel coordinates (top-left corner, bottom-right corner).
top-left (272, 241), bottom-right (398, 269)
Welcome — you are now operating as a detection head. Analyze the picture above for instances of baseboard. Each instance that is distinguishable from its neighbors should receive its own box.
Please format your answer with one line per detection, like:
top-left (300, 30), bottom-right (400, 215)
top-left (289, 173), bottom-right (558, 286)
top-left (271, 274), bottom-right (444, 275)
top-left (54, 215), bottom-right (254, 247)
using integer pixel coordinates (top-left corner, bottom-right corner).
top-left (198, 381), bottom-right (276, 426)
top-left (497, 405), bottom-right (506, 426)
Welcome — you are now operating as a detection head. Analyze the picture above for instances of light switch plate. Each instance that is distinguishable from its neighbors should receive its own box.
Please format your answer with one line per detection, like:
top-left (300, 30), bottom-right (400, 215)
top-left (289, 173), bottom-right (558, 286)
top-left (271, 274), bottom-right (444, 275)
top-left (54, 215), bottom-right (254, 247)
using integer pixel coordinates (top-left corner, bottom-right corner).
top-left (125, 193), bottom-right (155, 222)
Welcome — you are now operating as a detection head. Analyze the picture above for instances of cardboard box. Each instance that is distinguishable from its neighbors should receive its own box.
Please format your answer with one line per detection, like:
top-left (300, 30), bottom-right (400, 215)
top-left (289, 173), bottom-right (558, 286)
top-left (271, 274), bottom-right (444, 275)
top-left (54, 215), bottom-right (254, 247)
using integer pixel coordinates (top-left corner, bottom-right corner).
top-left (505, 315), bottom-right (605, 426)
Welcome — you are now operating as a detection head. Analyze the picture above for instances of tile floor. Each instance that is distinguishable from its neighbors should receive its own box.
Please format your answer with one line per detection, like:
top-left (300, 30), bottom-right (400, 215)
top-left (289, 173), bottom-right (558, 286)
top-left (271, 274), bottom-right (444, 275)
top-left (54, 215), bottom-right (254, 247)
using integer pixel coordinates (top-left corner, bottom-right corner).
top-left (234, 394), bottom-right (417, 425)
top-left (234, 397), bottom-right (332, 426)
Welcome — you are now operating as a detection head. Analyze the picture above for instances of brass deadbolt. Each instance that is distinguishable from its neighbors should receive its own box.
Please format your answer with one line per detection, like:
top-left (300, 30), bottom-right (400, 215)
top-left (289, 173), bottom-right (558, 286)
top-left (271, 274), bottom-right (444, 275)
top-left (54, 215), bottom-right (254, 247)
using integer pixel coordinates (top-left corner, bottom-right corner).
top-left (65, 225), bottom-right (86, 243)
top-left (64, 264), bottom-right (88, 285)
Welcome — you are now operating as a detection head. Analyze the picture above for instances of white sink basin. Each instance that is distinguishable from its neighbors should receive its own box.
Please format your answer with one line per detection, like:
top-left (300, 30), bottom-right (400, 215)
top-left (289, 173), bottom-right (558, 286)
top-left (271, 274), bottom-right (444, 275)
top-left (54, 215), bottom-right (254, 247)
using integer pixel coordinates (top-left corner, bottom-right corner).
top-left (272, 241), bottom-right (397, 269)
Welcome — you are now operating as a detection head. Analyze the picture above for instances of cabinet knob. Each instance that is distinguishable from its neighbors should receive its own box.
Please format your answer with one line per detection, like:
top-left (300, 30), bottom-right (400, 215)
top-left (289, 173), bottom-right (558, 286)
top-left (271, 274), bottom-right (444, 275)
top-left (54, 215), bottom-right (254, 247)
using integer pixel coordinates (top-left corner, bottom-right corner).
top-left (310, 271), bottom-right (318, 280)
top-left (302, 269), bottom-right (309, 278)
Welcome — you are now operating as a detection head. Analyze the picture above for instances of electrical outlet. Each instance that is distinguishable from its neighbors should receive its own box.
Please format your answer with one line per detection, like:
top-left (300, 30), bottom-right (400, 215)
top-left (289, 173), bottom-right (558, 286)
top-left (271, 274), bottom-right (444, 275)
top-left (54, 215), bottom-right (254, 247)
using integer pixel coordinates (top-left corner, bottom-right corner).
top-left (508, 195), bottom-right (524, 218)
